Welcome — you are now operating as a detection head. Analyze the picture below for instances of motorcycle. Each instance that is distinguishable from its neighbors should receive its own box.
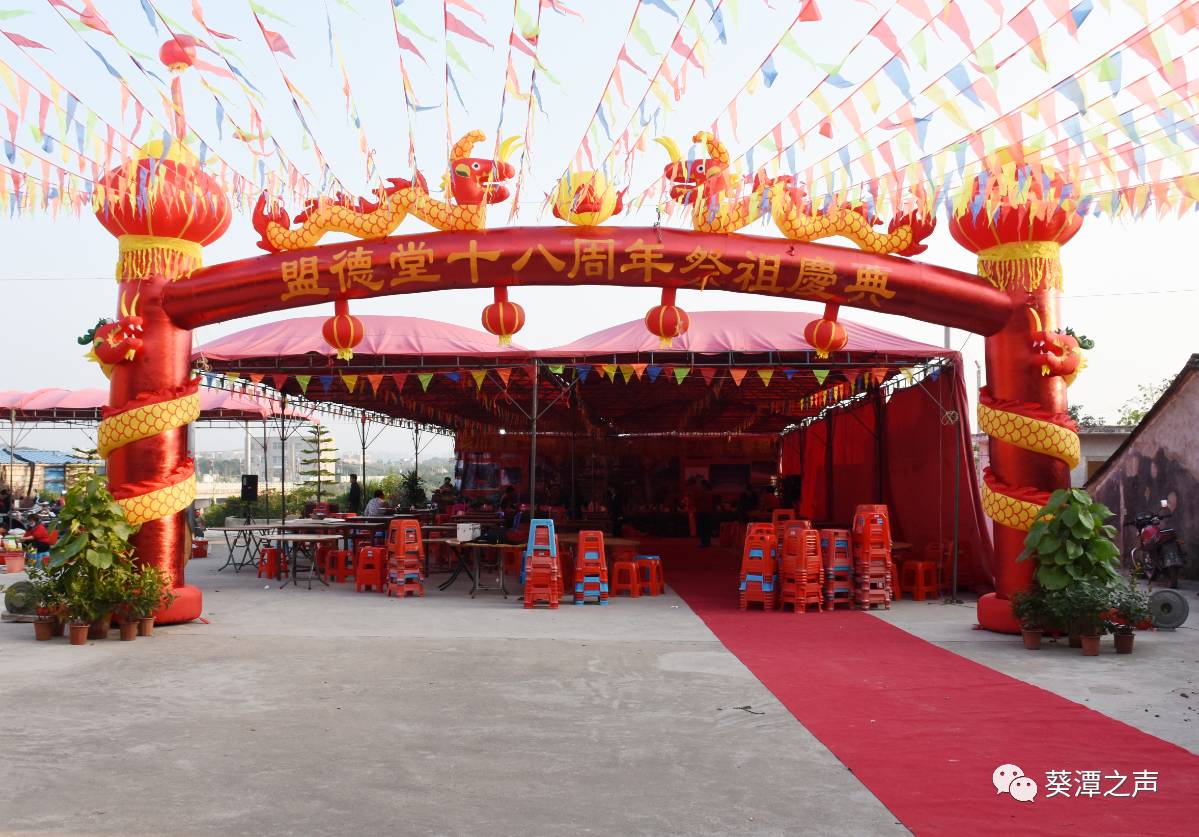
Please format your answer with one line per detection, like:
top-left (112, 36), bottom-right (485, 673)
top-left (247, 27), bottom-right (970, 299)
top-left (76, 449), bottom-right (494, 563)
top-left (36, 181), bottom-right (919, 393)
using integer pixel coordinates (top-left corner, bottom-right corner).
top-left (1125, 507), bottom-right (1185, 589)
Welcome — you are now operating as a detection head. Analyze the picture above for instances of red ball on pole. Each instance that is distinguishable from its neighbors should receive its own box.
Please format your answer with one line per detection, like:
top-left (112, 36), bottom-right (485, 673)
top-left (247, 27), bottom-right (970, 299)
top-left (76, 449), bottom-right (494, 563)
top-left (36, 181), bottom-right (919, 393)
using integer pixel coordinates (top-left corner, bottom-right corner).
top-left (644, 287), bottom-right (690, 347)
top-left (803, 303), bottom-right (848, 359)
top-left (322, 299), bottom-right (363, 361)
top-left (481, 286), bottom-right (525, 345)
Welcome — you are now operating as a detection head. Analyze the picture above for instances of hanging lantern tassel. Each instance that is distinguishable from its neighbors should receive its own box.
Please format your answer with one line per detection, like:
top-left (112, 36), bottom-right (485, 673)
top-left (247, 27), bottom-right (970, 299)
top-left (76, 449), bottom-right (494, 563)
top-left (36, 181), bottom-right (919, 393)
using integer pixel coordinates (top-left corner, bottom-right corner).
top-left (322, 298), bottom-right (363, 361)
top-left (803, 302), bottom-right (849, 359)
top-left (481, 285), bottom-right (525, 346)
top-left (644, 287), bottom-right (690, 347)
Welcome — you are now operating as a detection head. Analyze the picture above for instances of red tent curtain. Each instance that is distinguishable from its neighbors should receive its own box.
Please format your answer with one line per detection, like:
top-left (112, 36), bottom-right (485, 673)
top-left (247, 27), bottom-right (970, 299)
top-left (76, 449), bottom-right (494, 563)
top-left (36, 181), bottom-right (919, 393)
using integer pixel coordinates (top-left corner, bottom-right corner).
top-left (782, 360), bottom-right (993, 589)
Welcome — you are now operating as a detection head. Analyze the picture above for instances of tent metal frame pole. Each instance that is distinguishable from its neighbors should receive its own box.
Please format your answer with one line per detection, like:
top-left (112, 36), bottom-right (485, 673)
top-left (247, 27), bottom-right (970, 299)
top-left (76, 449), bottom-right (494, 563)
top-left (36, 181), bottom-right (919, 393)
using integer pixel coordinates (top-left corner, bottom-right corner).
top-left (360, 414), bottom-right (368, 514)
top-left (824, 419), bottom-right (834, 521)
top-left (529, 360), bottom-right (539, 514)
top-left (947, 409), bottom-right (964, 604)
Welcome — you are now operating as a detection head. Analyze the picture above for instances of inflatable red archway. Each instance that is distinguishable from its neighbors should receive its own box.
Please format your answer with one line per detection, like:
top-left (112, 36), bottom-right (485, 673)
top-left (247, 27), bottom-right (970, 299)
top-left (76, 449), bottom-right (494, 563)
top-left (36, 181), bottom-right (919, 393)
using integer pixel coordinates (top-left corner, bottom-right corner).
top-left (94, 141), bottom-right (1076, 634)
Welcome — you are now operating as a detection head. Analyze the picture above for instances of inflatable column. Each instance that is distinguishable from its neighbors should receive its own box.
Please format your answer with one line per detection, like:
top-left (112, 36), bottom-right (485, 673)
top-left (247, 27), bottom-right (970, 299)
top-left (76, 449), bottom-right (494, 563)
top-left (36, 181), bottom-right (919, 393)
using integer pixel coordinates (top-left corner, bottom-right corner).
top-left (948, 158), bottom-right (1085, 633)
top-left (92, 141), bottom-right (230, 623)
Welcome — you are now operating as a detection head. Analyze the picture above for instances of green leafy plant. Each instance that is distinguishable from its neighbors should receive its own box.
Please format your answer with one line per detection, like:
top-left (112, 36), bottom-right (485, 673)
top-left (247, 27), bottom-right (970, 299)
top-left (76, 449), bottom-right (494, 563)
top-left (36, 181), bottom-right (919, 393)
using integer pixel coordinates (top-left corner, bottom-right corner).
top-left (49, 472), bottom-right (138, 571)
top-left (130, 564), bottom-right (175, 620)
top-left (1017, 488), bottom-right (1121, 590)
top-left (400, 469), bottom-right (426, 508)
top-left (1067, 579), bottom-right (1112, 637)
top-left (23, 559), bottom-right (64, 617)
top-left (1106, 580), bottom-right (1149, 635)
top-left (1011, 588), bottom-right (1050, 630)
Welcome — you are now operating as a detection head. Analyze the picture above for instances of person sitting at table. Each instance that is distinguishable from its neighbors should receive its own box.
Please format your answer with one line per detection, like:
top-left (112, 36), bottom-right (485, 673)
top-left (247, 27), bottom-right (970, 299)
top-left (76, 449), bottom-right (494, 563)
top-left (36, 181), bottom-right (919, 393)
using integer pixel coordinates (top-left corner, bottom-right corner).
top-left (499, 484), bottom-right (520, 524)
top-left (364, 490), bottom-right (388, 517)
top-left (434, 477), bottom-right (457, 509)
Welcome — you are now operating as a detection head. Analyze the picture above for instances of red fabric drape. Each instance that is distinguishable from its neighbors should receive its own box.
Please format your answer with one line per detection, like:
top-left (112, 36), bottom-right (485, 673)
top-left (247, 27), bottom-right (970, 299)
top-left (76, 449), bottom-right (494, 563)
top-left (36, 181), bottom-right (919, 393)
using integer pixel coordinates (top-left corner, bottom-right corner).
top-left (781, 358), bottom-right (993, 589)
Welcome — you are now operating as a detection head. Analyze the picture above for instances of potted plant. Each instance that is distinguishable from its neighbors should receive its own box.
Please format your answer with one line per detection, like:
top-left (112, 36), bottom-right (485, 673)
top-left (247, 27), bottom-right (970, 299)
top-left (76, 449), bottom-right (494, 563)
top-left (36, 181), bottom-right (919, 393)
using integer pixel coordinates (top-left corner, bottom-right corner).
top-left (1011, 588), bottom-right (1050, 649)
top-left (400, 470), bottom-right (426, 509)
top-left (1107, 581), bottom-right (1150, 654)
top-left (61, 569), bottom-right (100, 646)
top-left (131, 564), bottom-right (174, 637)
top-left (24, 560), bottom-right (65, 640)
top-left (1070, 580), bottom-right (1111, 656)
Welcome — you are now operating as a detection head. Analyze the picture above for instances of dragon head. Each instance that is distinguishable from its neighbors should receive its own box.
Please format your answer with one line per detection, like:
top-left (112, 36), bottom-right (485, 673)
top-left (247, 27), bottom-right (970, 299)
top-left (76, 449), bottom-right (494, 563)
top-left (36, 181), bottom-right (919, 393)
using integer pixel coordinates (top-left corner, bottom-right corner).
top-left (551, 171), bottom-right (625, 226)
top-left (655, 132), bottom-right (738, 205)
top-left (446, 130), bottom-right (520, 206)
top-left (86, 295), bottom-right (144, 379)
top-left (1028, 309), bottom-right (1086, 386)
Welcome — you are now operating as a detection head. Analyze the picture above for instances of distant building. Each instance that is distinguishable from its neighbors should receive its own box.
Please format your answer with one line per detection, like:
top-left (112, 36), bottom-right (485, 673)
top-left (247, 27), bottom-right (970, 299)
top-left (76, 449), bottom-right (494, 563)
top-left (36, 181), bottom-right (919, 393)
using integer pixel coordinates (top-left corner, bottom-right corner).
top-left (1, 448), bottom-right (101, 497)
top-left (1087, 355), bottom-right (1199, 577)
top-left (1072, 425), bottom-right (1134, 487)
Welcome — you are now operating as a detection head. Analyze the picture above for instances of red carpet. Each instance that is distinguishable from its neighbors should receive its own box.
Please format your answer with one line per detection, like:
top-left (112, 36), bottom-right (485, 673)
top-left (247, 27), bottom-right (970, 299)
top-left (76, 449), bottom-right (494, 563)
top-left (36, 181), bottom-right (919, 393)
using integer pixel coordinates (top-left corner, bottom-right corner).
top-left (656, 542), bottom-right (1199, 836)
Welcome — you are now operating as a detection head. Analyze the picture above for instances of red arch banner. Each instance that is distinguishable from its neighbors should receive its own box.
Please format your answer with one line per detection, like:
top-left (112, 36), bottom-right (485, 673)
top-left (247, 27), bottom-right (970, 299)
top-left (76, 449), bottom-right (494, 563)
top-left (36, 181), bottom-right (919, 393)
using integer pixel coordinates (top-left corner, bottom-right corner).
top-left (163, 226), bottom-right (1012, 335)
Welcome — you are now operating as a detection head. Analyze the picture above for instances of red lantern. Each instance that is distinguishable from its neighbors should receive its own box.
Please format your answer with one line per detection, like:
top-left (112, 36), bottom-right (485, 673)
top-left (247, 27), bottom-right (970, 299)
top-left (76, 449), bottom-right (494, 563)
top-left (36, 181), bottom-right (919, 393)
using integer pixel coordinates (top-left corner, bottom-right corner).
top-left (644, 287), bottom-right (690, 347)
top-left (159, 35), bottom-right (198, 71)
top-left (803, 303), bottom-right (848, 359)
top-left (94, 144), bottom-right (231, 281)
top-left (481, 286), bottom-right (525, 345)
top-left (946, 154), bottom-right (1083, 292)
top-left (322, 299), bottom-right (363, 361)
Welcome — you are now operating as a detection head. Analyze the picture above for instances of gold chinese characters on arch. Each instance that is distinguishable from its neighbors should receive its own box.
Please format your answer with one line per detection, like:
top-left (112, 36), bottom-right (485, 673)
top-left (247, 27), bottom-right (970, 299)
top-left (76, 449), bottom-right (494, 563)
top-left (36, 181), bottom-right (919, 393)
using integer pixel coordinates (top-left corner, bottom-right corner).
top-left (273, 230), bottom-right (899, 312)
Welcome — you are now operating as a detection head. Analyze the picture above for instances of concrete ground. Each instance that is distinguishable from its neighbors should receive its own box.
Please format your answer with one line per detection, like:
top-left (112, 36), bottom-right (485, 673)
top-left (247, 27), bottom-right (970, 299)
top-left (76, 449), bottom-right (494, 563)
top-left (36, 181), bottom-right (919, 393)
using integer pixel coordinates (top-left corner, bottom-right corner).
top-left (0, 544), bottom-right (905, 837)
top-left (2, 543), bottom-right (1196, 836)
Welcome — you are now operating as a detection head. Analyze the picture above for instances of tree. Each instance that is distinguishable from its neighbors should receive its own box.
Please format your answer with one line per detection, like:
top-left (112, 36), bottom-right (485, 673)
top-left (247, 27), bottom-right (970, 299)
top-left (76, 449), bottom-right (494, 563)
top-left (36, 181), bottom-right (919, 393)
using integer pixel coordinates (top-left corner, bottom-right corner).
top-left (299, 425), bottom-right (337, 501)
top-left (1116, 376), bottom-right (1174, 426)
top-left (1067, 404), bottom-right (1105, 427)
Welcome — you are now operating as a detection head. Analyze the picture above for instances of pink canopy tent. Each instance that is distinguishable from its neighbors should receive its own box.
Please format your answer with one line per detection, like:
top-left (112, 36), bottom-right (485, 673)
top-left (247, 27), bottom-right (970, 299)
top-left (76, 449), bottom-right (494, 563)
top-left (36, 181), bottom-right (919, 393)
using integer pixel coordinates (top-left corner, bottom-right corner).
top-left (0, 387), bottom-right (307, 423)
top-left (195, 310), bottom-right (991, 589)
top-left (197, 315), bottom-right (529, 366)
top-left (541, 310), bottom-right (953, 358)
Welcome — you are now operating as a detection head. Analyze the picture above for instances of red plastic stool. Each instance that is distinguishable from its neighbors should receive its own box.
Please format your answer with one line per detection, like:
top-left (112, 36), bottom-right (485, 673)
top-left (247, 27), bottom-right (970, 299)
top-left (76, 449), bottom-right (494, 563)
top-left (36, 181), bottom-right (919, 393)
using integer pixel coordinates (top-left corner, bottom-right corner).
top-left (256, 547), bottom-right (281, 579)
top-left (326, 549), bottom-right (353, 583)
top-left (635, 555), bottom-right (664, 596)
top-left (355, 546), bottom-right (387, 593)
top-left (900, 560), bottom-right (939, 601)
top-left (610, 559), bottom-right (640, 598)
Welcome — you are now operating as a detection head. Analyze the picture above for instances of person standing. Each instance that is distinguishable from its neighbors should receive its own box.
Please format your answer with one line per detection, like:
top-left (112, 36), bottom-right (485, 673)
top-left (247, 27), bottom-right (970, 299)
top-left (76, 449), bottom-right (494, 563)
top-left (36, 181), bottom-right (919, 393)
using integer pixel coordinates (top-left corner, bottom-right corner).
top-left (606, 483), bottom-right (626, 538)
top-left (347, 474), bottom-right (362, 514)
top-left (694, 479), bottom-right (715, 548)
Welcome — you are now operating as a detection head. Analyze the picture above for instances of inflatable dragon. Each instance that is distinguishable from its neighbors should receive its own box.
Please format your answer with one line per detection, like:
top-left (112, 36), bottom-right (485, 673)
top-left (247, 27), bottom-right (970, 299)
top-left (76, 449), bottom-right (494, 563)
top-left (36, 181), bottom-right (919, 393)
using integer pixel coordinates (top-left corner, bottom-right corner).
top-left (655, 131), bottom-right (934, 256)
top-left (253, 130), bottom-right (521, 252)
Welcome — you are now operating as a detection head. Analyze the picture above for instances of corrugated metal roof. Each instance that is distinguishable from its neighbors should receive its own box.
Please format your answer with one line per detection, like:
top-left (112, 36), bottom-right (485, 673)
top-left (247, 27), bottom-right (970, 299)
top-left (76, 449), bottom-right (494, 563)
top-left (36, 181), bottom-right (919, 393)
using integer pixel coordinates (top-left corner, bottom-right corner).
top-left (0, 447), bottom-right (93, 466)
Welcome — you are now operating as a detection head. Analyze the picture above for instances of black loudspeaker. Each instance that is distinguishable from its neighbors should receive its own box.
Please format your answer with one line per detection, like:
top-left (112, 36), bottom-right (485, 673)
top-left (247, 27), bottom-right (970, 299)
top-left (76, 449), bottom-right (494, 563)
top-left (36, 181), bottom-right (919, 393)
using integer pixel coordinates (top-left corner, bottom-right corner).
top-left (240, 474), bottom-right (259, 503)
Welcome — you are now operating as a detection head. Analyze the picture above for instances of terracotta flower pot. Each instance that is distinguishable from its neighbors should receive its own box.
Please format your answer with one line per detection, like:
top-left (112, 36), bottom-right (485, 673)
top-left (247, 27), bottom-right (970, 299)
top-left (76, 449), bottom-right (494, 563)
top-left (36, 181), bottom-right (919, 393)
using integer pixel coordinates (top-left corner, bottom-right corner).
top-left (4, 554), bottom-right (24, 574)
top-left (1080, 634), bottom-right (1101, 656)
top-left (118, 620), bottom-right (138, 641)
top-left (1068, 631), bottom-right (1082, 648)
top-left (138, 617), bottom-right (155, 637)
top-left (1114, 632), bottom-right (1135, 654)
top-left (87, 613), bottom-right (112, 640)
top-left (50, 618), bottom-right (65, 637)
top-left (1021, 628), bottom-right (1043, 650)
top-left (33, 619), bottom-right (54, 641)
top-left (69, 622), bottom-right (89, 645)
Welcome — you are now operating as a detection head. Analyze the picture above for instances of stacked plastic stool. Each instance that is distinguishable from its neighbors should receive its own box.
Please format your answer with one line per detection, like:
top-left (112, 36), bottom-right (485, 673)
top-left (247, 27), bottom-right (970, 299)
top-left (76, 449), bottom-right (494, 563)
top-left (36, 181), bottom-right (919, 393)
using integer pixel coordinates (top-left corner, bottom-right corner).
top-left (325, 549), bottom-right (354, 583)
top-left (386, 519), bottom-right (425, 598)
top-left (819, 529), bottom-right (854, 609)
top-left (852, 505), bottom-right (893, 610)
top-left (573, 530), bottom-right (609, 605)
top-left (635, 555), bottom-right (665, 596)
top-left (522, 519), bottom-right (561, 609)
top-left (779, 524), bottom-right (823, 613)
top-left (738, 523), bottom-right (778, 611)
top-left (355, 546), bottom-right (387, 593)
